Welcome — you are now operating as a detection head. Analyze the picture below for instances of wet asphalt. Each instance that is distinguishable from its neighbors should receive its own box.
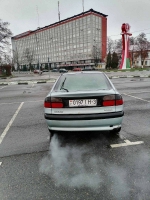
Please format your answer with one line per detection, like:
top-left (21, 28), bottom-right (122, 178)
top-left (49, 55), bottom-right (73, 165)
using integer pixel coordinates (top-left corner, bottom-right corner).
top-left (0, 73), bottom-right (150, 200)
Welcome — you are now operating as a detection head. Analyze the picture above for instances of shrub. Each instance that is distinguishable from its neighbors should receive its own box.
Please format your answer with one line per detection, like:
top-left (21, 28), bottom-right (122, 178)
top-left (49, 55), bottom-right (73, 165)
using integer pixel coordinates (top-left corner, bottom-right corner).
top-left (0, 65), bottom-right (12, 76)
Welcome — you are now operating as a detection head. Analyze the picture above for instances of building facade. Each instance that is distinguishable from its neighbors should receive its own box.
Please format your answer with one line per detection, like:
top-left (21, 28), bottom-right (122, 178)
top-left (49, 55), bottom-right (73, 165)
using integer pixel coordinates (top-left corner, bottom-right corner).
top-left (135, 52), bottom-right (150, 67)
top-left (11, 9), bottom-right (107, 70)
top-left (130, 45), bottom-right (150, 67)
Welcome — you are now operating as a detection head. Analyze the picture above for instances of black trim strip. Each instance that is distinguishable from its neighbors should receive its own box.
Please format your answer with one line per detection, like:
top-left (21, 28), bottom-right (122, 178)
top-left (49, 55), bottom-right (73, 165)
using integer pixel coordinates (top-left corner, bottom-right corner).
top-left (44, 111), bottom-right (124, 121)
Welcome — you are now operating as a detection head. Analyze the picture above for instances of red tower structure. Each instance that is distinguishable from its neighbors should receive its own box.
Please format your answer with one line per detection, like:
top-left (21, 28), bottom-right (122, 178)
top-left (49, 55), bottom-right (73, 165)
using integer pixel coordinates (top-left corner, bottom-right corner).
top-left (119, 23), bottom-right (132, 69)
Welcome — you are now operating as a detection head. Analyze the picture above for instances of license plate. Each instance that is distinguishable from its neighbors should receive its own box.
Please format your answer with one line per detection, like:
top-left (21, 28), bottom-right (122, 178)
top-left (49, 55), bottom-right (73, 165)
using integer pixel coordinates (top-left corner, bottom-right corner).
top-left (69, 99), bottom-right (97, 107)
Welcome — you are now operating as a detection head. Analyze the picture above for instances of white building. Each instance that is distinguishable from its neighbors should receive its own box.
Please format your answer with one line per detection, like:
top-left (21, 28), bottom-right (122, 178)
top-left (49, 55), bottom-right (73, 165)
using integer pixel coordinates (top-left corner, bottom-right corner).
top-left (11, 9), bottom-right (107, 70)
top-left (130, 45), bottom-right (150, 67)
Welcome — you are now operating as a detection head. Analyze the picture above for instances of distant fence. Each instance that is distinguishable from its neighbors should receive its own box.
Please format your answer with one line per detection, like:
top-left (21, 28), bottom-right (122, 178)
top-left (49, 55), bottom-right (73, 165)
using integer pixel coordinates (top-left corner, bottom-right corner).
top-left (12, 71), bottom-right (33, 74)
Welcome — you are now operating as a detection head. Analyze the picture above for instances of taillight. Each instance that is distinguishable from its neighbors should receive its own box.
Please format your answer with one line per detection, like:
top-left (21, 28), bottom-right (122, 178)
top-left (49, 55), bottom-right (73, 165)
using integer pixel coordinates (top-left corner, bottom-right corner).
top-left (51, 102), bottom-right (63, 108)
top-left (103, 95), bottom-right (123, 106)
top-left (44, 97), bottom-right (63, 108)
top-left (44, 102), bottom-right (51, 108)
top-left (103, 95), bottom-right (115, 106)
top-left (44, 97), bottom-right (51, 108)
top-left (116, 94), bottom-right (123, 105)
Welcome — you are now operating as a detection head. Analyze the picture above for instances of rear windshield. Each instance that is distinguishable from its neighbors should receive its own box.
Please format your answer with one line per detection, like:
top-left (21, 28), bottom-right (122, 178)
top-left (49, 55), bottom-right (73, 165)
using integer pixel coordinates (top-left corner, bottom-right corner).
top-left (54, 73), bottom-right (112, 92)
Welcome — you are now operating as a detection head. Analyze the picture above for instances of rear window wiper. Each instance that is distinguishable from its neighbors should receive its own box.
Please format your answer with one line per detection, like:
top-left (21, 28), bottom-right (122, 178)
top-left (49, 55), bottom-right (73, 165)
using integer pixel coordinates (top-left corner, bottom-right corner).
top-left (60, 87), bottom-right (69, 92)
top-left (60, 78), bottom-right (66, 89)
top-left (60, 78), bottom-right (69, 92)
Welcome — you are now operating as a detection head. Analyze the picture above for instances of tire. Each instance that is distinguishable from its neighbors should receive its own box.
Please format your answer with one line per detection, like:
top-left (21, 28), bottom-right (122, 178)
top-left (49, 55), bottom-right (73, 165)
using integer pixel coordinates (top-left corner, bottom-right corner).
top-left (110, 127), bottom-right (121, 134)
top-left (48, 130), bottom-right (55, 142)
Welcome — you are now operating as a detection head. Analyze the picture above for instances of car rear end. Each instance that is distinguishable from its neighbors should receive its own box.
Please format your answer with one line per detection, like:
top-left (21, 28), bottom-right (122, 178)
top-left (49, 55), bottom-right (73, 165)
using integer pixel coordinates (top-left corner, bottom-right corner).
top-left (44, 72), bottom-right (124, 132)
top-left (73, 68), bottom-right (82, 71)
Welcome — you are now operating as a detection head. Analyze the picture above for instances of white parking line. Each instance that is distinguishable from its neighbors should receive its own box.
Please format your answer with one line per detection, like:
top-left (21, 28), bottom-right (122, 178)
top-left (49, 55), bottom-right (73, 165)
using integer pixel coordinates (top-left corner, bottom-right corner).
top-left (126, 91), bottom-right (150, 94)
top-left (0, 86), bottom-right (7, 90)
top-left (0, 102), bottom-right (24, 144)
top-left (123, 93), bottom-right (150, 103)
top-left (110, 139), bottom-right (144, 148)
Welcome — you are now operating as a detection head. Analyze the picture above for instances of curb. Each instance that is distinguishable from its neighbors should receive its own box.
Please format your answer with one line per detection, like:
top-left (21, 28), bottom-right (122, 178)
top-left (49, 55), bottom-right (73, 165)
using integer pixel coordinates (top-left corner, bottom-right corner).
top-left (109, 75), bottom-right (150, 79)
top-left (0, 79), bottom-right (56, 86)
top-left (0, 75), bottom-right (150, 86)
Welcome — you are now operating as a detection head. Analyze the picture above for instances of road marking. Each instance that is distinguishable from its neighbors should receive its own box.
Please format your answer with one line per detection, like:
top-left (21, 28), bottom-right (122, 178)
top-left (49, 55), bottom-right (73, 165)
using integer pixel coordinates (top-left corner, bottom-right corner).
top-left (127, 75), bottom-right (134, 78)
top-left (110, 139), bottom-right (144, 148)
top-left (111, 76), bottom-right (119, 79)
top-left (123, 93), bottom-right (150, 103)
top-left (0, 102), bottom-right (24, 144)
top-left (0, 162), bottom-right (2, 166)
top-left (8, 82), bottom-right (18, 85)
top-left (123, 91), bottom-right (150, 94)
top-left (0, 86), bottom-right (7, 90)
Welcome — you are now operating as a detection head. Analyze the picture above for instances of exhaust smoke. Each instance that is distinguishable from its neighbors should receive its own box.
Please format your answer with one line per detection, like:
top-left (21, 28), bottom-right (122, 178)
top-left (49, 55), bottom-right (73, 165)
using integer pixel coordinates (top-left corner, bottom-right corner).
top-left (39, 134), bottom-right (150, 199)
top-left (40, 135), bottom-right (102, 189)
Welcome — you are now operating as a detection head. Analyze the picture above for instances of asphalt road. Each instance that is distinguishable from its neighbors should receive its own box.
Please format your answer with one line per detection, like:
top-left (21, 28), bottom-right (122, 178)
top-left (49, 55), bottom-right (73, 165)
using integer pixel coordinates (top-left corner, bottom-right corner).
top-left (0, 77), bottom-right (150, 200)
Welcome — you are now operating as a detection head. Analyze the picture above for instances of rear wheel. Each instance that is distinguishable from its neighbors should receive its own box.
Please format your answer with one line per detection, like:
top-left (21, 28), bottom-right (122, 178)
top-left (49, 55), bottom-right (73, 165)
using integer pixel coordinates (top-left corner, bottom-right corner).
top-left (110, 127), bottom-right (121, 134)
top-left (49, 130), bottom-right (55, 142)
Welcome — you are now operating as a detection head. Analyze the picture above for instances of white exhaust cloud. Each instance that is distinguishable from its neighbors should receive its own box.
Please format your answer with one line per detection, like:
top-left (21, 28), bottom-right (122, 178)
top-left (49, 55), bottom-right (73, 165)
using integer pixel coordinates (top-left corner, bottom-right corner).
top-left (39, 134), bottom-right (150, 199)
top-left (40, 135), bottom-right (102, 189)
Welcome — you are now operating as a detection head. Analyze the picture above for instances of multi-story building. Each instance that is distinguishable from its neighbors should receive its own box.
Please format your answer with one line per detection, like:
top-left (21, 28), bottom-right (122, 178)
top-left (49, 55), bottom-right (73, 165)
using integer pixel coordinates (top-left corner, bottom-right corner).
top-left (11, 9), bottom-right (107, 70)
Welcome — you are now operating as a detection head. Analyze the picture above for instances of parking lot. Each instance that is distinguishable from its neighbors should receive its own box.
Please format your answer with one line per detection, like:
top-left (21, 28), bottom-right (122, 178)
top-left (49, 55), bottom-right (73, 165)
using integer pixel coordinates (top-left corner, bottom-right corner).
top-left (0, 77), bottom-right (150, 200)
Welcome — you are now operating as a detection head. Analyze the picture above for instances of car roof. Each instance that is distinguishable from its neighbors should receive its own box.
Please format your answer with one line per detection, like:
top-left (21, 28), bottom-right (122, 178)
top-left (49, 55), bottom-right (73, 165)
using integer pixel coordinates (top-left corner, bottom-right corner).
top-left (61, 71), bottom-right (104, 76)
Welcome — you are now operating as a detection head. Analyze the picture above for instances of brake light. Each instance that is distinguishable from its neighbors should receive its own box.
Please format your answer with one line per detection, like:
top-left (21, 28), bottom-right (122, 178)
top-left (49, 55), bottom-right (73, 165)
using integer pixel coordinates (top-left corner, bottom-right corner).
top-left (44, 97), bottom-right (63, 108)
top-left (51, 102), bottom-right (63, 108)
top-left (116, 94), bottom-right (123, 105)
top-left (103, 95), bottom-right (123, 106)
top-left (116, 99), bottom-right (123, 105)
top-left (103, 100), bottom-right (115, 106)
top-left (44, 102), bottom-right (51, 108)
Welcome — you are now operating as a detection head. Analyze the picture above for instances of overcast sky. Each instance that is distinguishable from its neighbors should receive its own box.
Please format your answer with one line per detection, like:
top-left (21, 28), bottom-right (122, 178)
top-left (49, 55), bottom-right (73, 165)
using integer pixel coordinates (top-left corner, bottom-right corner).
top-left (1, 0), bottom-right (150, 40)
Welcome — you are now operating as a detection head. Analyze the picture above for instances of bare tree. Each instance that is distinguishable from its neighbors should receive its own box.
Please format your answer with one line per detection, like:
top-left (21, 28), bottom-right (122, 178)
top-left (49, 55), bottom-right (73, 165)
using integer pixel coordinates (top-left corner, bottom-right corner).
top-left (0, 19), bottom-right (12, 66)
top-left (114, 39), bottom-right (122, 53)
top-left (107, 37), bottom-right (114, 53)
top-left (0, 48), bottom-right (12, 68)
top-left (129, 36), bottom-right (136, 45)
top-left (134, 33), bottom-right (149, 68)
top-left (0, 55), bottom-right (3, 66)
top-left (12, 48), bottom-right (22, 71)
top-left (0, 19), bottom-right (12, 54)
top-left (24, 48), bottom-right (34, 71)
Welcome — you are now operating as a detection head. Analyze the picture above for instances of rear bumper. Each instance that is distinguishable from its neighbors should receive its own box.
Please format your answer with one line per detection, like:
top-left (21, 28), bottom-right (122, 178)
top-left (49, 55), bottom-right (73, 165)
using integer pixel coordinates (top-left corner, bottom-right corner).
top-left (44, 111), bottom-right (124, 132)
top-left (44, 111), bottom-right (124, 121)
top-left (48, 125), bottom-right (122, 132)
